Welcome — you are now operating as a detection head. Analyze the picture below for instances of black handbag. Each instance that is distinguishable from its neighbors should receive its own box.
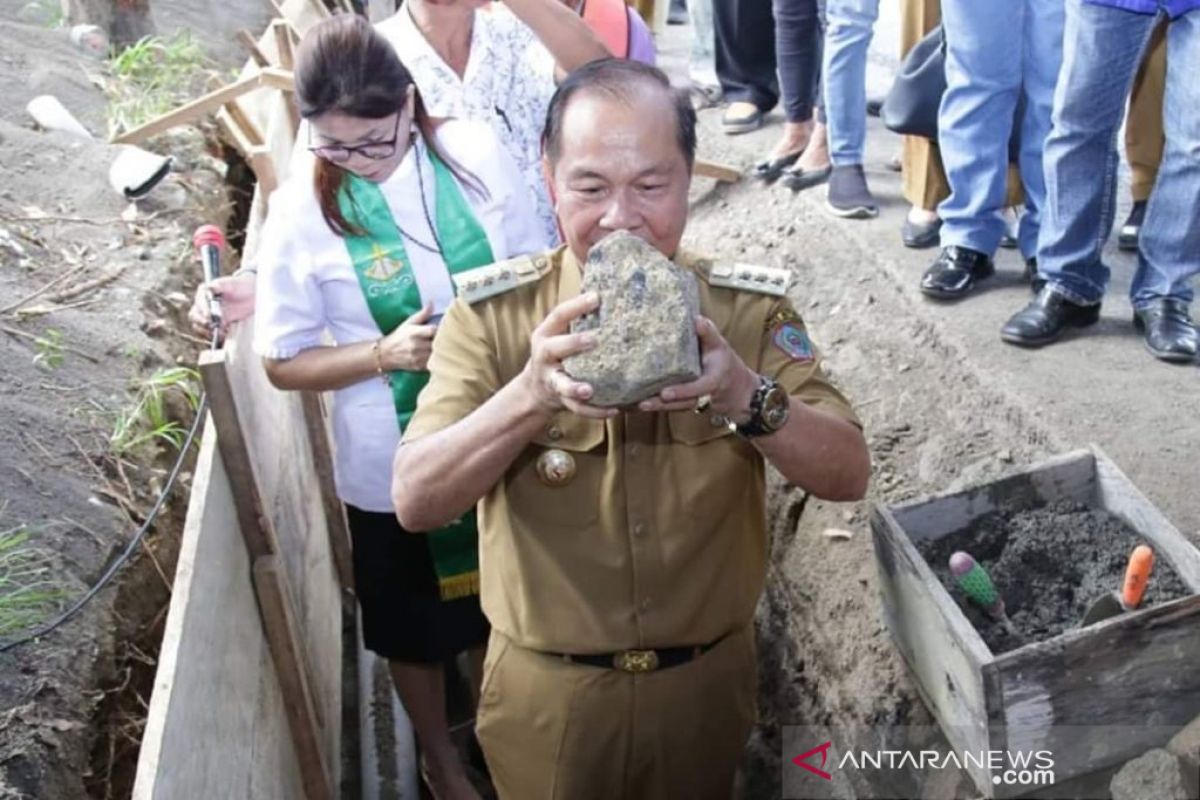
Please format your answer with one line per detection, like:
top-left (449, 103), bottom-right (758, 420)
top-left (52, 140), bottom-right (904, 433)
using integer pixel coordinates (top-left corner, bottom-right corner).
top-left (881, 24), bottom-right (945, 141)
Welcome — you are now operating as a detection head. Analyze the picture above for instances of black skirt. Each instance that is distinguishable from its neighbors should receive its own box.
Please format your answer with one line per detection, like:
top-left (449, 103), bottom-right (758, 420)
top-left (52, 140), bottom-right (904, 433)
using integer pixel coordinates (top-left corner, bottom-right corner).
top-left (346, 505), bottom-right (489, 663)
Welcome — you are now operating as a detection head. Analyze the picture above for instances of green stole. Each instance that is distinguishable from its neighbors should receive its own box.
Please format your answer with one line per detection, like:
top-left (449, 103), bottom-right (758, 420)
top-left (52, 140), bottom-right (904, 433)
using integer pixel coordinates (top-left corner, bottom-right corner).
top-left (337, 146), bottom-right (489, 601)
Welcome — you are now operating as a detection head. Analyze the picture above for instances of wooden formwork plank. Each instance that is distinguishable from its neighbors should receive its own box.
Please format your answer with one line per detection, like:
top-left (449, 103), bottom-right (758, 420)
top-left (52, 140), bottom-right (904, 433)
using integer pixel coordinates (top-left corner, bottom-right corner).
top-left (693, 159), bottom-right (741, 183)
top-left (236, 29), bottom-right (272, 67)
top-left (253, 555), bottom-right (334, 800)
top-left (301, 392), bottom-right (355, 594)
top-left (132, 427), bottom-right (307, 800)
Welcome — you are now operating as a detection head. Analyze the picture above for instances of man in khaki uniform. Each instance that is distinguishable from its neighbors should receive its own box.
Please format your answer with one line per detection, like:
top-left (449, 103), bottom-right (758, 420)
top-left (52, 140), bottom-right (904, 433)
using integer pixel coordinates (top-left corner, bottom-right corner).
top-left (393, 59), bottom-right (870, 799)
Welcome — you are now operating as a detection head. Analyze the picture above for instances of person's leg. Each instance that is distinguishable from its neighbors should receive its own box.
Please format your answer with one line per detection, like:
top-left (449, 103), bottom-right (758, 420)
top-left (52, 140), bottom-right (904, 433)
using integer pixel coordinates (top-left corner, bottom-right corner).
top-left (899, 0), bottom-right (945, 246)
top-left (389, 661), bottom-right (481, 800)
top-left (935, 0), bottom-right (1022, 257)
top-left (1012, 0), bottom-right (1065, 261)
top-left (821, 0), bottom-right (879, 216)
top-left (715, 0), bottom-right (780, 132)
top-left (762, 0), bottom-right (821, 164)
top-left (1120, 20), bottom-right (1166, 251)
top-left (1000, 0), bottom-right (1152, 347)
top-left (688, 0), bottom-right (721, 91)
top-left (1130, 7), bottom-right (1200, 361)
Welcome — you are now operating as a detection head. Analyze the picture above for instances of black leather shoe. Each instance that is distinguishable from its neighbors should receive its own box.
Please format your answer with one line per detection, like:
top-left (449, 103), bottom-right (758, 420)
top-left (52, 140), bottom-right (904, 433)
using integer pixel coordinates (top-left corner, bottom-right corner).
top-left (1000, 287), bottom-right (1101, 347)
top-left (752, 151), bottom-right (803, 183)
top-left (1133, 298), bottom-right (1198, 363)
top-left (920, 246), bottom-right (994, 300)
top-left (780, 164), bottom-right (832, 192)
top-left (902, 217), bottom-right (942, 249)
top-left (1118, 201), bottom-right (1147, 253)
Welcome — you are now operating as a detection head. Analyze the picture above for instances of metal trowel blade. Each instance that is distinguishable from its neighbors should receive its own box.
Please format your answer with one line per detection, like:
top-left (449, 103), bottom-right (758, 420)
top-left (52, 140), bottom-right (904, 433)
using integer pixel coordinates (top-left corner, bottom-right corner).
top-left (1080, 592), bottom-right (1123, 627)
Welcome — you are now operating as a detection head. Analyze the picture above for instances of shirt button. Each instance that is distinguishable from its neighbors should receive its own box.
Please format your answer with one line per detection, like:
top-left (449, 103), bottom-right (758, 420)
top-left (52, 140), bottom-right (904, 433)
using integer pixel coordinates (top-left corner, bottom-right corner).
top-left (640, 598), bottom-right (651, 612)
top-left (547, 425), bottom-right (563, 441)
top-left (628, 444), bottom-right (639, 458)
top-left (632, 522), bottom-right (646, 537)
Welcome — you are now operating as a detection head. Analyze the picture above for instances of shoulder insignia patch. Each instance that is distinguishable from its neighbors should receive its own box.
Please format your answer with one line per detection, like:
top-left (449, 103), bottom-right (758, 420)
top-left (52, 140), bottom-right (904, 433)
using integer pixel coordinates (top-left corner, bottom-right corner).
top-left (772, 320), bottom-right (814, 362)
top-left (454, 253), bottom-right (553, 305)
top-left (707, 262), bottom-right (791, 296)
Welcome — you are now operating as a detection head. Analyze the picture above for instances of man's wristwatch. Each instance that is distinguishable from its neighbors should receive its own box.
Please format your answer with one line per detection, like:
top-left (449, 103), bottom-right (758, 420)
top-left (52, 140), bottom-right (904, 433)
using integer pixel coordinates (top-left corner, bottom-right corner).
top-left (732, 375), bottom-right (790, 439)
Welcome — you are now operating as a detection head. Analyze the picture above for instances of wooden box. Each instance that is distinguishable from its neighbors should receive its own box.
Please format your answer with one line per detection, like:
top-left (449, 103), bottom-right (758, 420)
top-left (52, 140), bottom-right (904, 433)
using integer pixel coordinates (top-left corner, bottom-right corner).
top-left (870, 446), bottom-right (1200, 797)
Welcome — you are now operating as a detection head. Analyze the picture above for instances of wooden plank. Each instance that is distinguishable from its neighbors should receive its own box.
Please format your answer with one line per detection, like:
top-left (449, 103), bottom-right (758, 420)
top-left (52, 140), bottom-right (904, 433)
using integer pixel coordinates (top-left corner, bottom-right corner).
top-left (236, 29), bottom-right (272, 67)
top-left (253, 555), bottom-right (334, 800)
top-left (890, 449), bottom-right (1097, 544)
top-left (132, 426), bottom-right (306, 800)
top-left (224, 101), bottom-right (266, 148)
top-left (693, 158), bottom-right (741, 183)
top-left (258, 67), bottom-right (296, 93)
top-left (991, 594), bottom-right (1200, 788)
top-left (301, 392), bottom-right (354, 594)
top-left (198, 350), bottom-right (277, 560)
top-left (1092, 446), bottom-right (1200, 591)
top-left (112, 71), bottom-right (271, 145)
top-left (270, 22), bottom-right (302, 133)
top-left (870, 504), bottom-right (994, 792)
top-left (249, 145), bottom-right (280, 201)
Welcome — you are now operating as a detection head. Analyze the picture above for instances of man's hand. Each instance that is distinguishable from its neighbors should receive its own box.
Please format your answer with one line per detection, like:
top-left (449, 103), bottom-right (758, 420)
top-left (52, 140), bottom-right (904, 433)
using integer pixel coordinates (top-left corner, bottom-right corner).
top-left (637, 316), bottom-right (760, 420)
top-left (518, 291), bottom-right (617, 420)
top-left (188, 272), bottom-right (257, 339)
top-left (379, 303), bottom-right (437, 372)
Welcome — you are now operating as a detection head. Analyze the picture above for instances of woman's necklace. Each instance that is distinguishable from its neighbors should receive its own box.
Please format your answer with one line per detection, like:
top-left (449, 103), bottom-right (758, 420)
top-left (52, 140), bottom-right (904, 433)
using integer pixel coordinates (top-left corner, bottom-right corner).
top-left (392, 134), bottom-right (444, 256)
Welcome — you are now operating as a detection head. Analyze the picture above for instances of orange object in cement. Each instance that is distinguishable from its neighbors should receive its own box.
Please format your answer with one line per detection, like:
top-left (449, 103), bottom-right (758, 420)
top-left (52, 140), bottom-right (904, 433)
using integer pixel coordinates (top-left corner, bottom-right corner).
top-left (1122, 544), bottom-right (1154, 609)
top-left (581, 0), bottom-right (631, 58)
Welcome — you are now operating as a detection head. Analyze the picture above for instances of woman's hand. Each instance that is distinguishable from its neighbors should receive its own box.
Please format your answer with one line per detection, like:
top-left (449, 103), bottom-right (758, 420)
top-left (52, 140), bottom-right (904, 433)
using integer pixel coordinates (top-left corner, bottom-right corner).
top-left (188, 272), bottom-right (257, 340)
top-left (378, 302), bottom-right (437, 372)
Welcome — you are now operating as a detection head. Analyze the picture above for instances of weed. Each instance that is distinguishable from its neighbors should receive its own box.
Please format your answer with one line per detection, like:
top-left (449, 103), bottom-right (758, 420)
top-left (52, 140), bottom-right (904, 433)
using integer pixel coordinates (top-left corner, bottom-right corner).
top-left (32, 328), bottom-right (64, 370)
top-left (103, 32), bottom-right (214, 139)
top-left (110, 367), bottom-right (201, 455)
top-left (0, 526), bottom-right (67, 637)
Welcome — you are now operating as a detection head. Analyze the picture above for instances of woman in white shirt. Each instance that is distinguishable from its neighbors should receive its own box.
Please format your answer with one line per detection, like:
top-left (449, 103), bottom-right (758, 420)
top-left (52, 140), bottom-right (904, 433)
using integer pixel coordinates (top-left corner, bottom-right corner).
top-left (254, 16), bottom-right (544, 799)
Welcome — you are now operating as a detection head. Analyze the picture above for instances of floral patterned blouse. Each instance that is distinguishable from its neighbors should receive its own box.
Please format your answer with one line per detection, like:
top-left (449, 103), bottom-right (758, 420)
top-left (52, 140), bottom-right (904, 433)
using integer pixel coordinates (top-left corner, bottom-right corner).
top-left (377, 5), bottom-right (561, 247)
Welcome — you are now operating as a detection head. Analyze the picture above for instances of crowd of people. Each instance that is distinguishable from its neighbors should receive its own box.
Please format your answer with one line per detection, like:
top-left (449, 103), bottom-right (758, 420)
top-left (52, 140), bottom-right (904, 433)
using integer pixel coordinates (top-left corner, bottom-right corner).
top-left (185, 0), bottom-right (1193, 797)
top-left (690, 0), bottom-right (1198, 364)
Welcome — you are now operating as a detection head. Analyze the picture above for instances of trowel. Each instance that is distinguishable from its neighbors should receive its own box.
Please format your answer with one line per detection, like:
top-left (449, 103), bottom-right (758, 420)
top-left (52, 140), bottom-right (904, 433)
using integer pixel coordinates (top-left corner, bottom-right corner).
top-left (1080, 544), bottom-right (1154, 627)
top-left (949, 551), bottom-right (1023, 642)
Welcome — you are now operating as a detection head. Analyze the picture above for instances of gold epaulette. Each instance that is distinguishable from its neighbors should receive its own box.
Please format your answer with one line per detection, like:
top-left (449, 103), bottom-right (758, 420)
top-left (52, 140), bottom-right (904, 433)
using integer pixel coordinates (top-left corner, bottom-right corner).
top-left (453, 253), bottom-right (553, 305)
top-left (706, 262), bottom-right (791, 296)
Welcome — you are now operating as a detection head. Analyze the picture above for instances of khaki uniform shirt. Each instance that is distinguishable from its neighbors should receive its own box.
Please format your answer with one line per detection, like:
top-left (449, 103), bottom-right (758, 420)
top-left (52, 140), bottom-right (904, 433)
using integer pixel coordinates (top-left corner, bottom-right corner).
top-left (404, 246), bottom-right (859, 654)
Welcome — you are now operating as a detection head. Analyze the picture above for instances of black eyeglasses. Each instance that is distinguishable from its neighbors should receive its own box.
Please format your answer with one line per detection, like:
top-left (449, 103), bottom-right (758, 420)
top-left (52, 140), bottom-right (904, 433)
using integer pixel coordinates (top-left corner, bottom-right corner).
top-left (308, 112), bottom-right (404, 163)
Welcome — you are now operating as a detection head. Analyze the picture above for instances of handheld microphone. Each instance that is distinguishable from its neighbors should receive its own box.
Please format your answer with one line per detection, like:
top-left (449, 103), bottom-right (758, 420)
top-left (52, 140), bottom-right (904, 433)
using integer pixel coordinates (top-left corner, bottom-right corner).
top-left (192, 225), bottom-right (226, 330)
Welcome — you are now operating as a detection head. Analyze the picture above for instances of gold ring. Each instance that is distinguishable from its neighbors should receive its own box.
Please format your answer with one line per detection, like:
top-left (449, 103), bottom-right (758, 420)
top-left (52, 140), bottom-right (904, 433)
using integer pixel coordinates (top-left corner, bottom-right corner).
top-left (694, 394), bottom-right (713, 414)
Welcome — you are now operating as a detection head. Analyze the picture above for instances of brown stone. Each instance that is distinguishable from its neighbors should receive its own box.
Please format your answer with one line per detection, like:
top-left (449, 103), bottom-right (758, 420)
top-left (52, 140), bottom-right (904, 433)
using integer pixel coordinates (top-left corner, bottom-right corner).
top-left (563, 231), bottom-right (701, 407)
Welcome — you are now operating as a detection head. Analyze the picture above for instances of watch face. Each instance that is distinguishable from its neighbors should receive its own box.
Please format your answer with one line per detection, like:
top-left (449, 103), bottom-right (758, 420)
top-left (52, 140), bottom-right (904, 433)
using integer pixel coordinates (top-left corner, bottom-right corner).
top-left (762, 385), bottom-right (790, 431)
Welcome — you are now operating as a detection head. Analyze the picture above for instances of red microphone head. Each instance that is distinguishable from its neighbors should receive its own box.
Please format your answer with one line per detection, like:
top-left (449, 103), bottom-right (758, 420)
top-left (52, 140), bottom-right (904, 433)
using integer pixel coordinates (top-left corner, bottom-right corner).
top-left (193, 225), bottom-right (226, 252)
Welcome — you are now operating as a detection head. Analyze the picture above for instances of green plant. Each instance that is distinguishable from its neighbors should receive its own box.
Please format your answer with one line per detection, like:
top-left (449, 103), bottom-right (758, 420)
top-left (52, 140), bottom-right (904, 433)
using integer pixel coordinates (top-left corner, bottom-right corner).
top-left (110, 367), bottom-right (201, 455)
top-left (104, 32), bottom-right (213, 138)
top-left (0, 526), bottom-right (67, 637)
top-left (32, 328), bottom-right (64, 370)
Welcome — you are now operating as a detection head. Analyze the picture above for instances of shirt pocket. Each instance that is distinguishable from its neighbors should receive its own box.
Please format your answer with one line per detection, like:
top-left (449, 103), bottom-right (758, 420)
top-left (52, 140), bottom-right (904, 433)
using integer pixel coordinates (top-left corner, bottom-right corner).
top-left (665, 411), bottom-right (754, 524)
top-left (504, 413), bottom-right (607, 529)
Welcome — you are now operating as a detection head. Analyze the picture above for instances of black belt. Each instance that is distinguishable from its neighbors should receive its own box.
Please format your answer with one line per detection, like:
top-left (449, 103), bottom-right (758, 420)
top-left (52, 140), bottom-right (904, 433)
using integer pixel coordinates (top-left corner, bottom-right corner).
top-left (551, 637), bottom-right (724, 673)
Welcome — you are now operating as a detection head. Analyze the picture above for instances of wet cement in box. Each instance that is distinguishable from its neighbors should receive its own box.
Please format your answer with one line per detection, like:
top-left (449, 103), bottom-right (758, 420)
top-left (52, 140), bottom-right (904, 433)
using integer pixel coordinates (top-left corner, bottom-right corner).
top-left (916, 501), bottom-right (1192, 654)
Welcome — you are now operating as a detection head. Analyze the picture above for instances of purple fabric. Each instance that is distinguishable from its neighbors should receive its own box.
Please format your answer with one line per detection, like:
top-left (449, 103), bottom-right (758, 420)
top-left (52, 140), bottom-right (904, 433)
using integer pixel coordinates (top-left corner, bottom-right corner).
top-left (1084, 0), bottom-right (1199, 17)
top-left (627, 8), bottom-right (657, 64)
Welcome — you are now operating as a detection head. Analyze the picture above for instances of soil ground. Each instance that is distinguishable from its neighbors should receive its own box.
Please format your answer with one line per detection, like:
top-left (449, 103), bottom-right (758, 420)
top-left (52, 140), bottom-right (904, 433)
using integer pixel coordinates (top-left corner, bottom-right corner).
top-left (0, 2), bottom-right (266, 797)
top-left (918, 502), bottom-right (1192, 654)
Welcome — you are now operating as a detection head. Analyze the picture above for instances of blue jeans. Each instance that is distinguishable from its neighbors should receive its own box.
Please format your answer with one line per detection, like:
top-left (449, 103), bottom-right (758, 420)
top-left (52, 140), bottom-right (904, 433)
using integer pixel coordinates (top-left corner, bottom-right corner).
top-left (822, 0), bottom-right (877, 166)
top-left (1038, 1), bottom-right (1200, 309)
top-left (938, 0), bottom-right (1064, 259)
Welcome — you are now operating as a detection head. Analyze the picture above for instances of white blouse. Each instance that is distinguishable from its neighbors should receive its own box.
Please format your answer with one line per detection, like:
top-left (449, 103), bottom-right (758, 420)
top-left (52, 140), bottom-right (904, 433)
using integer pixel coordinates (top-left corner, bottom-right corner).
top-left (253, 119), bottom-right (547, 513)
top-left (377, 5), bottom-right (561, 246)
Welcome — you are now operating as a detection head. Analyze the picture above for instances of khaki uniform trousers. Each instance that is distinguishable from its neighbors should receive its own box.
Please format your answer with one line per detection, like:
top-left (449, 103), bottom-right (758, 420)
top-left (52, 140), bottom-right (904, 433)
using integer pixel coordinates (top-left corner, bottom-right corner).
top-left (899, 0), bottom-right (1024, 212)
top-left (475, 626), bottom-right (758, 800)
top-left (1127, 20), bottom-right (1166, 203)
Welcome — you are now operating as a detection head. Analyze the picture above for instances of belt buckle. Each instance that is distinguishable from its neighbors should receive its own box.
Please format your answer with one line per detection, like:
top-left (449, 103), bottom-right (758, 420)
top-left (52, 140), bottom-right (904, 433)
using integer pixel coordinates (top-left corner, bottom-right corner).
top-left (613, 649), bottom-right (659, 673)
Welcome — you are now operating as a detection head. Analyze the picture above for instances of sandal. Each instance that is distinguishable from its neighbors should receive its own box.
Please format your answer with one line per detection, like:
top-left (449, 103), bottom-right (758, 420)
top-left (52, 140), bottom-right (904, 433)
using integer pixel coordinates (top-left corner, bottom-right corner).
top-left (752, 151), bottom-right (804, 183)
top-left (780, 164), bottom-right (832, 192)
